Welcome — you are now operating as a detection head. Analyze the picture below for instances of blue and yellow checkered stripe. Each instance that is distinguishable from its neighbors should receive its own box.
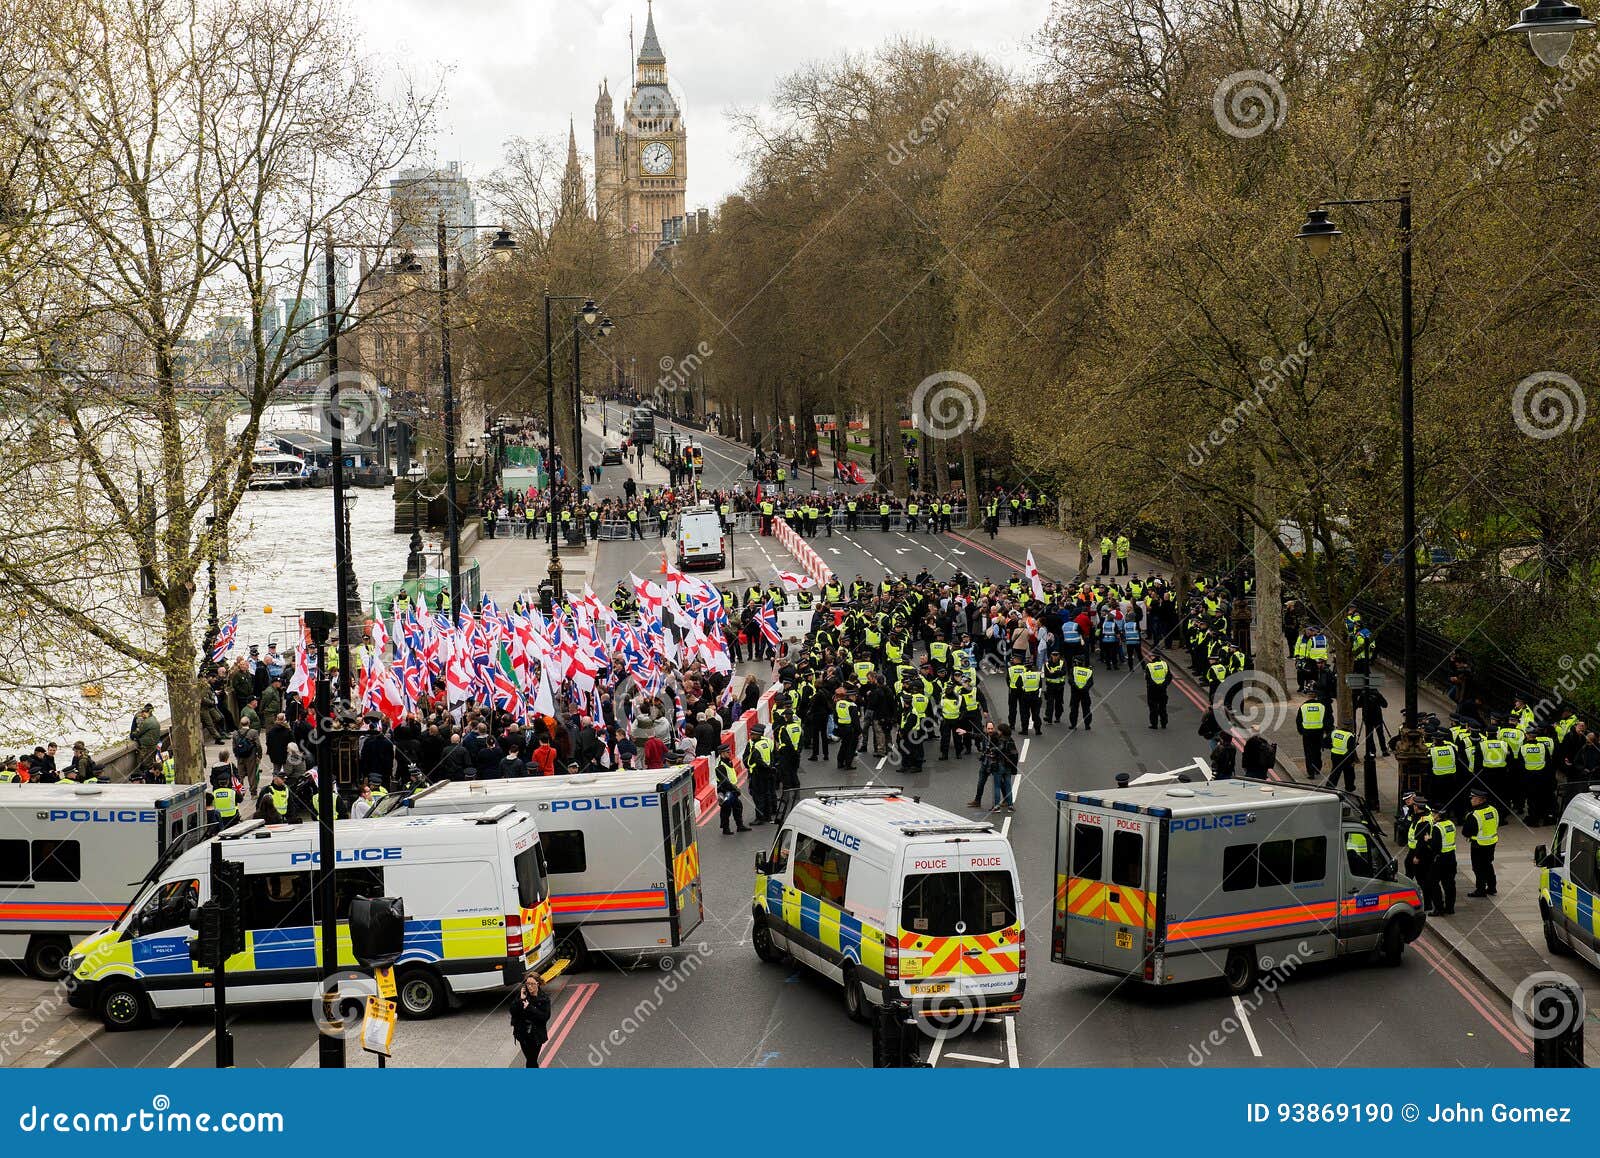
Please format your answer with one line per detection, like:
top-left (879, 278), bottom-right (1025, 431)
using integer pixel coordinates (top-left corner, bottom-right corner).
top-left (1549, 871), bottom-right (1600, 943)
top-left (755, 875), bottom-right (885, 975)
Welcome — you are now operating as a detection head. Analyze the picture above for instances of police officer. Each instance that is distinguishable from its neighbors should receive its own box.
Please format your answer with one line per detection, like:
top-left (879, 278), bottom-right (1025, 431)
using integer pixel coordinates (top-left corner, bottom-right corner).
top-left (715, 744), bottom-right (750, 835)
top-left (1006, 656), bottom-right (1028, 730)
top-left (774, 712), bottom-right (804, 819)
top-left (745, 725), bottom-right (779, 825)
top-left (1043, 653), bottom-right (1067, 724)
top-left (1429, 804), bottom-right (1458, 916)
top-left (1018, 664), bottom-right (1043, 736)
top-left (1326, 721), bottom-right (1356, 792)
top-left (1404, 798), bottom-right (1435, 893)
top-left (1296, 698), bottom-right (1327, 780)
top-left (1069, 663), bottom-right (1094, 730)
top-left (1145, 655), bottom-right (1171, 729)
top-left (1462, 788), bottom-right (1498, 898)
top-left (834, 691), bottom-right (860, 770)
top-left (936, 680), bottom-right (963, 760)
top-left (255, 770), bottom-right (294, 824)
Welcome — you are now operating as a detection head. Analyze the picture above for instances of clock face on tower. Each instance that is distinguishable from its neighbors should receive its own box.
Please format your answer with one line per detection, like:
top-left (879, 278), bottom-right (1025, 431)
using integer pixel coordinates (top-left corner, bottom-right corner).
top-left (641, 141), bottom-right (673, 175)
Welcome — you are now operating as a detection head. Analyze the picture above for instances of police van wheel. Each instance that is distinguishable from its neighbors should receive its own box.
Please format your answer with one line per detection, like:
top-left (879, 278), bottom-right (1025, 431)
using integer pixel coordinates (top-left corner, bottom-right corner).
top-left (843, 968), bottom-right (868, 1023)
top-left (1376, 920), bottom-right (1407, 966)
top-left (97, 981), bottom-right (150, 1031)
top-left (24, 935), bottom-right (70, 981)
top-left (1543, 914), bottom-right (1572, 957)
top-left (557, 932), bottom-right (589, 973)
top-left (751, 917), bottom-right (785, 964)
top-left (396, 967), bottom-right (447, 1019)
top-left (1222, 948), bottom-right (1258, 995)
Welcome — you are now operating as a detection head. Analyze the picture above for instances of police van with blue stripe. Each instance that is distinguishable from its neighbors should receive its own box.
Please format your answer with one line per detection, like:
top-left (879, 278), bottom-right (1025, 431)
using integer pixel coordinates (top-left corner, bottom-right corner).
top-left (1537, 784), bottom-right (1600, 968)
top-left (385, 768), bottom-right (704, 965)
top-left (67, 807), bottom-right (555, 1030)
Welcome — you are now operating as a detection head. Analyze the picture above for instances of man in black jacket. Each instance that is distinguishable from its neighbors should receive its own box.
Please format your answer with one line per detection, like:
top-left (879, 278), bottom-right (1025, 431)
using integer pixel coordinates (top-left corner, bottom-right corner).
top-left (435, 734), bottom-right (471, 782)
top-left (357, 723), bottom-right (395, 789)
top-left (265, 715), bottom-right (294, 778)
top-left (1241, 729), bottom-right (1277, 778)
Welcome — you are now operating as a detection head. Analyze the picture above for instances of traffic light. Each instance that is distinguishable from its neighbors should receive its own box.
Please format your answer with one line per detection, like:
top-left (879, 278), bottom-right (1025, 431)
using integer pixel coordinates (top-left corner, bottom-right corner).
top-left (187, 901), bottom-right (224, 970)
top-left (213, 857), bottom-right (247, 959)
top-left (807, 447), bottom-right (820, 463)
top-left (350, 896), bottom-right (406, 969)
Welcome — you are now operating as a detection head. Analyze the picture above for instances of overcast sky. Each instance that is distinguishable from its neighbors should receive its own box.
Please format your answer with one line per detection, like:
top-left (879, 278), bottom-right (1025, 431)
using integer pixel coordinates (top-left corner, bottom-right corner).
top-left (351, 0), bottom-right (1052, 211)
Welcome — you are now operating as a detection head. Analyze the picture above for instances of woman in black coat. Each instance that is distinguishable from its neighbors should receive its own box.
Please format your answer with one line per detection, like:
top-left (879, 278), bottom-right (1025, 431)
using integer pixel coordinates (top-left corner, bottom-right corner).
top-left (509, 975), bottom-right (551, 1068)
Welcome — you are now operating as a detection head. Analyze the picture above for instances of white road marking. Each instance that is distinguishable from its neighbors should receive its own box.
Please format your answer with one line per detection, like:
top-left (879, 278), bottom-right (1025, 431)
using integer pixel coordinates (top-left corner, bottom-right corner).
top-left (170, 1030), bottom-right (215, 1068)
top-left (1000, 815), bottom-right (1011, 839)
top-left (1004, 1014), bottom-right (1020, 1068)
top-left (876, 753), bottom-right (889, 771)
top-left (944, 1052), bottom-right (1004, 1065)
top-left (1020, 738), bottom-right (1030, 762)
top-left (926, 1027), bottom-right (949, 1065)
top-left (1232, 995), bottom-right (1263, 1057)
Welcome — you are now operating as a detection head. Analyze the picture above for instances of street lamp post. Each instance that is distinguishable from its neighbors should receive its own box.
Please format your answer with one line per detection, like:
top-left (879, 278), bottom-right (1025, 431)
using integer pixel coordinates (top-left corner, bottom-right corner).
top-left (323, 230), bottom-right (354, 698)
top-left (1296, 187), bottom-right (1426, 802)
top-left (1505, 0), bottom-right (1595, 64)
top-left (542, 293), bottom-right (613, 593)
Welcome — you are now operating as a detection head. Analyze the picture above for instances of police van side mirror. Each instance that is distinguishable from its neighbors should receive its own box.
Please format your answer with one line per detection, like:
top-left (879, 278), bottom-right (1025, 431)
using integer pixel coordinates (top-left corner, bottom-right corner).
top-left (1534, 844), bottom-right (1561, 868)
top-left (754, 853), bottom-right (770, 875)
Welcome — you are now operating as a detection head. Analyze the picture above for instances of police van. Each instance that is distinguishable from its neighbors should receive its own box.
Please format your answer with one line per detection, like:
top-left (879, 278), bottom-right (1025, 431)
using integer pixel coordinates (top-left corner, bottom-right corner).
top-left (1535, 782), bottom-right (1600, 968)
top-left (387, 768), bottom-right (703, 964)
top-left (1052, 772), bottom-right (1424, 994)
top-left (66, 807), bottom-right (555, 1030)
top-left (752, 787), bottom-right (1025, 1024)
top-left (674, 503), bottom-right (726, 570)
top-left (0, 782), bottom-right (206, 978)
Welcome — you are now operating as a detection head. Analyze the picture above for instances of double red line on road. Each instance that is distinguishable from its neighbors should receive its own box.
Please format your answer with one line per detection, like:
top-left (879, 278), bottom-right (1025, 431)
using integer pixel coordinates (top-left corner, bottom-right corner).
top-left (539, 981), bottom-right (599, 1066)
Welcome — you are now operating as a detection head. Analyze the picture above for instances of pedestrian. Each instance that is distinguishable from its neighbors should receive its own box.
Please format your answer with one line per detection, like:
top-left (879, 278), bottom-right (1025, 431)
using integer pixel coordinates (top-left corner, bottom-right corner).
top-left (1462, 788), bottom-right (1498, 898)
top-left (1068, 662), bottom-right (1094, 730)
top-left (1145, 654), bottom-right (1171, 729)
top-left (349, 782), bottom-right (377, 820)
top-left (1296, 698), bottom-right (1326, 780)
top-left (989, 723), bottom-right (1019, 813)
top-left (509, 974), bottom-right (551, 1068)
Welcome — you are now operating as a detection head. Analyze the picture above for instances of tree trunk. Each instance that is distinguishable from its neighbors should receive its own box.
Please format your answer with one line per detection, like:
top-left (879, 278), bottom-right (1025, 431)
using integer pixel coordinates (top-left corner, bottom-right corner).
top-left (1252, 455), bottom-right (1287, 689)
top-left (164, 601), bottom-right (203, 784)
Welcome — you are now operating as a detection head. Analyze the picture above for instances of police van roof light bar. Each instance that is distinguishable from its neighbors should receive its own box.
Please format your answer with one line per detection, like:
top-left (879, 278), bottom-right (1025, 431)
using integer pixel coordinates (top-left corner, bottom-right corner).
top-left (217, 819), bottom-right (269, 841)
top-left (900, 823), bottom-right (995, 837)
top-left (809, 784), bottom-right (905, 801)
top-left (474, 803), bottom-right (520, 825)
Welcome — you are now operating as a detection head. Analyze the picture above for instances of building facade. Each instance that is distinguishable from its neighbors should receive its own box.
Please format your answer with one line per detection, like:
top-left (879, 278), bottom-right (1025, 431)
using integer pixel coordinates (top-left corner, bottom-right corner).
top-left (593, 3), bottom-right (687, 270)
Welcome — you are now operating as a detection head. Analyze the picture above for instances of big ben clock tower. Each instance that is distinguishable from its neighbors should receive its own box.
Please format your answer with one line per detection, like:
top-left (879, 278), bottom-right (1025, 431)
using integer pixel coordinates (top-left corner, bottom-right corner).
top-left (594, 2), bottom-right (687, 269)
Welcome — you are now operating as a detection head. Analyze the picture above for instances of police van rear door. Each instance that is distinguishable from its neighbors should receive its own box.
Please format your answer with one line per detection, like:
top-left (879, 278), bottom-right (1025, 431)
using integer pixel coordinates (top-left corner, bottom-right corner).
top-left (1054, 798), bottom-right (1157, 975)
top-left (662, 771), bottom-right (703, 943)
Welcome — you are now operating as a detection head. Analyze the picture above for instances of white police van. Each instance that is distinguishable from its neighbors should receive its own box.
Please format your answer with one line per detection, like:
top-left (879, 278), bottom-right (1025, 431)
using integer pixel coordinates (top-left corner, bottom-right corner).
top-left (0, 782), bottom-right (206, 978)
top-left (66, 807), bottom-right (555, 1029)
top-left (752, 787), bottom-right (1025, 1024)
top-left (674, 503), bottom-right (726, 570)
top-left (1537, 783), bottom-right (1600, 967)
top-left (388, 768), bottom-right (703, 964)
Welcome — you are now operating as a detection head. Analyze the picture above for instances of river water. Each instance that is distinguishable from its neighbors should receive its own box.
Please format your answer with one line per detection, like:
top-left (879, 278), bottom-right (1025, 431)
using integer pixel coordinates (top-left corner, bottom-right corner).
top-left (0, 405), bottom-right (417, 756)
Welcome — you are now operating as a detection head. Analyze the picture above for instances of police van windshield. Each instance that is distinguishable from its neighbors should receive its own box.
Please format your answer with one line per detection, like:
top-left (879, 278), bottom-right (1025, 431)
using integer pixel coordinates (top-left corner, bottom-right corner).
top-left (901, 870), bottom-right (1017, 936)
top-left (515, 844), bottom-right (549, 908)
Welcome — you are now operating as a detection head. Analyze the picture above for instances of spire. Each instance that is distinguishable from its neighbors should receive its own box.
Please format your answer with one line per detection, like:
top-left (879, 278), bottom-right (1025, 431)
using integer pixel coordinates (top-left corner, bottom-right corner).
top-left (561, 118), bottom-right (585, 220)
top-left (567, 118), bottom-right (578, 165)
top-left (638, 0), bottom-right (665, 65)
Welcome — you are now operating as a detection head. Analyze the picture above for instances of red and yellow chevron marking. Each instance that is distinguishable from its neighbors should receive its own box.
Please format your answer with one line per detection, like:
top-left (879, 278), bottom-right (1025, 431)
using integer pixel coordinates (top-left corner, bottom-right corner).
top-left (0, 902), bottom-right (126, 924)
top-left (673, 843), bottom-right (700, 893)
top-left (1065, 877), bottom-right (1107, 920)
top-left (896, 926), bottom-right (1023, 977)
top-left (522, 900), bottom-right (554, 948)
top-left (1103, 885), bottom-right (1148, 928)
top-left (1054, 873), bottom-right (1068, 914)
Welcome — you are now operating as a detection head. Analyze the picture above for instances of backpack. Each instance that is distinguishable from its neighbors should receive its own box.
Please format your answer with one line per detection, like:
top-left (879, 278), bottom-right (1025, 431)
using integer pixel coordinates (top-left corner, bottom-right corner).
top-left (232, 732), bottom-right (258, 759)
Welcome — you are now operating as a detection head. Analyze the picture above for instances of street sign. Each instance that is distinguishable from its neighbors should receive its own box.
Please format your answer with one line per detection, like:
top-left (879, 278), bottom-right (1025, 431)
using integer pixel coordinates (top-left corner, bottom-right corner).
top-left (361, 996), bottom-right (396, 1057)
top-left (374, 965), bottom-right (397, 1000)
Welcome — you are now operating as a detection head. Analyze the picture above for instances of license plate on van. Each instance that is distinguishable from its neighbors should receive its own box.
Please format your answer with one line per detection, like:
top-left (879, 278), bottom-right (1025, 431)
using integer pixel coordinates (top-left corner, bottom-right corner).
top-left (911, 983), bottom-right (950, 995)
top-left (1115, 930), bottom-right (1133, 950)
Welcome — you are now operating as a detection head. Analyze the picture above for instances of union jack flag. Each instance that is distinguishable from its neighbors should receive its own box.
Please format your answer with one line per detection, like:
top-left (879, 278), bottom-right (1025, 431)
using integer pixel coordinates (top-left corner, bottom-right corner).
top-left (210, 614), bottom-right (239, 664)
top-left (757, 598), bottom-right (781, 647)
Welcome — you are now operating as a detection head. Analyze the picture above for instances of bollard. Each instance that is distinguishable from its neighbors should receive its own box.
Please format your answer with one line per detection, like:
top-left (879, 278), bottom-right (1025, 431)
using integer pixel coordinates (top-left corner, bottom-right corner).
top-left (1530, 979), bottom-right (1586, 1069)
